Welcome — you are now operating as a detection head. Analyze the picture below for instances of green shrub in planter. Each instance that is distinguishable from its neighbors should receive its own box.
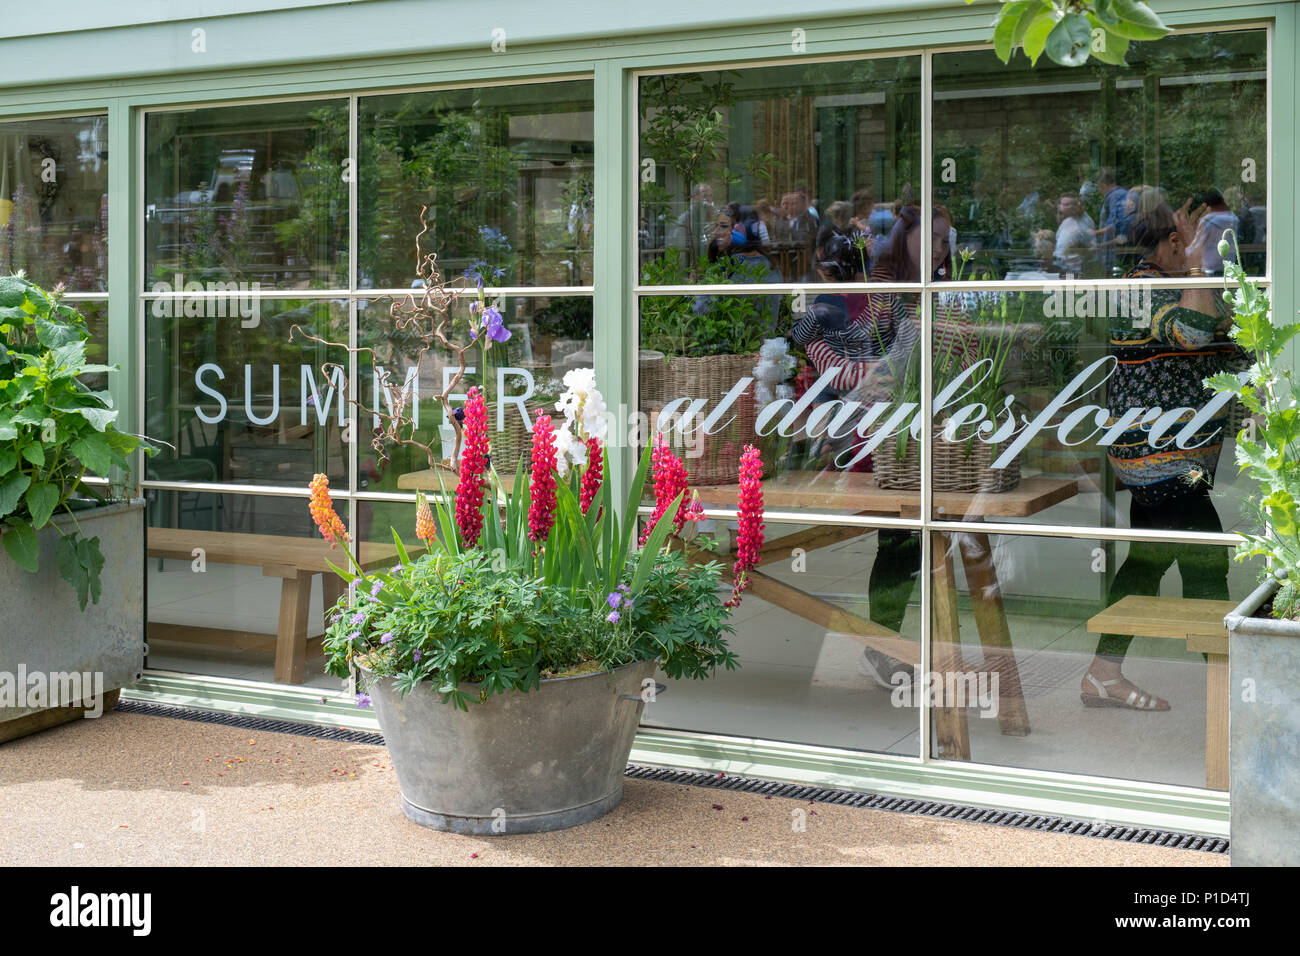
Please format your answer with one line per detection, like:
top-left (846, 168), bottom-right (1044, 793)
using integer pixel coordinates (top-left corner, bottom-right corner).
top-left (0, 274), bottom-right (154, 608)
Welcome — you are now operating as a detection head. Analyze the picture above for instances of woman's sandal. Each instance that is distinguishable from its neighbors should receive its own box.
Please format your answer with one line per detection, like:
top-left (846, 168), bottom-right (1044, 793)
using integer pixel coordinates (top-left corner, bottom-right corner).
top-left (1080, 674), bottom-right (1171, 711)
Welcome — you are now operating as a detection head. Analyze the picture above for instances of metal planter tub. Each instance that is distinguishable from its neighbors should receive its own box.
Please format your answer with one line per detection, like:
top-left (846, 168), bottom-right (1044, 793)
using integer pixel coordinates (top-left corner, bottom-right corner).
top-left (364, 658), bottom-right (658, 835)
top-left (0, 499), bottom-right (146, 741)
top-left (1223, 574), bottom-right (1300, 866)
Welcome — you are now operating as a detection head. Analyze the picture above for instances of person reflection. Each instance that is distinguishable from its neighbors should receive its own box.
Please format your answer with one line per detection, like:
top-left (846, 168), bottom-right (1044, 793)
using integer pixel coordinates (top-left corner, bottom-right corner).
top-left (793, 203), bottom-right (959, 688)
top-left (1086, 190), bottom-right (1238, 712)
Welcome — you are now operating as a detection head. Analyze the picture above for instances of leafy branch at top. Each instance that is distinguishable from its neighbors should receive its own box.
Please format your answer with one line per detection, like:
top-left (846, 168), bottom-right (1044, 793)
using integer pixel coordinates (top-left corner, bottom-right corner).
top-left (966, 0), bottom-right (1171, 68)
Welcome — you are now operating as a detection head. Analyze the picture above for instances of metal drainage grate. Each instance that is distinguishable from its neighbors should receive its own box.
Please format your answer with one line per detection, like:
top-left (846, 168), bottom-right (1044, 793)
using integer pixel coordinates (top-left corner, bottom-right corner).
top-left (624, 765), bottom-right (1229, 854)
top-left (114, 699), bottom-right (386, 745)
top-left (113, 700), bottom-right (1227, 854)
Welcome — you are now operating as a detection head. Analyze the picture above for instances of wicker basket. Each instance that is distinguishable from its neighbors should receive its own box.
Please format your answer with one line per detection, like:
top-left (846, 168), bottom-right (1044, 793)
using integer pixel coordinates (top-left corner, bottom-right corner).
top-left (490, 400), bottom-right (553, 475)
top-left (640, 353), bottom-right (761, 485)
top-left (873, 434), bottom-right (1022, 493)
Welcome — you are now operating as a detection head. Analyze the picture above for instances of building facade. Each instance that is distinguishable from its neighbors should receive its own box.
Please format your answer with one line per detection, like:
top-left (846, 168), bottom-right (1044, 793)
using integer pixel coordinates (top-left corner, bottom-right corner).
top-left (1, 0), bottom-right (1291, 835)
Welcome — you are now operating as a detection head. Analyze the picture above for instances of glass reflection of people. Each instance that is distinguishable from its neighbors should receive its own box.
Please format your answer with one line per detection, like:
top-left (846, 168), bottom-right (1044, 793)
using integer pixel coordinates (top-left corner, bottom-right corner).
top-left (699, 205), bottom-right (782, 326)
top-left (1195, 188), bottom-right (1239, 276)
top-left (791, 203), bottom-right (961, 688)
top-left (673, 182), bottom-right (716, 262)
top-left (1053, 193), bottom-right (1096, 275)
top-left (1091, 168), bottom-right (1130, 275)
top-left (1085, 191), bottom-right (1238, 712)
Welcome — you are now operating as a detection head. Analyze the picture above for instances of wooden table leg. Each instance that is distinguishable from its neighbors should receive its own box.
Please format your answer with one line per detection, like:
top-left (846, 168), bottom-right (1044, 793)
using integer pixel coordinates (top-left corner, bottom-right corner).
top-left (956, 531), bottom-right (1030, 738)
top-left (274, 571), bottom-right (312, 685)
top-left (931, 531), bottom-right (971, 760)
top-left (321, 572), bottom-right (343, 625)
top-left (1205, 651), bottom-right (1229, 791)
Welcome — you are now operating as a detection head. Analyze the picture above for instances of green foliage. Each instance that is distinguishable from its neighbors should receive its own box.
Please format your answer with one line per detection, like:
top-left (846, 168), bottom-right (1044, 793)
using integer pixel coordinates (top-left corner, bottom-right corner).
top-left (1203, 233), bottom-right (1300, 609)
top-left (969, 0), bottom-right (1168, 67)
top-left (0, 274), bottom-right (154, 608)
top-left (640, 248), bottom-right (775, 357)
top-left (322, 442), bottom-right (738, 706)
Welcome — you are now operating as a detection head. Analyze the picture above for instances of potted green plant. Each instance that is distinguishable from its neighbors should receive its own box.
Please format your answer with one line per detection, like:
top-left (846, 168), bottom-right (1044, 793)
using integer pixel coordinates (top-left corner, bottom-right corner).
top-left (1203, 234), bottom-right (1300, 865)
top-left (297, 220), bottom-right (764, 833)
top-left (309, 375), bottom-right (763, 834)
top-left (0, 275), bottom-right (153, 742)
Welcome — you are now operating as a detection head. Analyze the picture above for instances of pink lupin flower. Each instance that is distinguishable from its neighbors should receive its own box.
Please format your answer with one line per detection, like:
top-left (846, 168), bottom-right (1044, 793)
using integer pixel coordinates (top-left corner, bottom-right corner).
top-left (580, 437), bottom-right (604, 515)
top-left (725, 445), bottom-right (765, 609)
top-left (455, 387), bottom-right (489, 547)
top-left (528, 411), bottom-right (558, 543)
top-left (639, 433), bottom-right (691, 546)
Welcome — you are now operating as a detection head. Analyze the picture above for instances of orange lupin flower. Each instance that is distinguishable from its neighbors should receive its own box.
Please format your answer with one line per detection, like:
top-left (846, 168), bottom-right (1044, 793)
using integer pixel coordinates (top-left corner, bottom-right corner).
top-left (309, 474), bottom-right (350, 548)
top-left (415, 492), bottom-right (437, 546)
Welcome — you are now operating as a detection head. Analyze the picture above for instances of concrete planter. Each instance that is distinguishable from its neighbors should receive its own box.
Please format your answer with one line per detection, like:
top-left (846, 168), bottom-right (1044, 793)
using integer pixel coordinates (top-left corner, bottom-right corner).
top-left (364, 658), bottom-right (658, 835)
top-left (1223, 574), bottom-right (1300, 866)
top-left (0, 499), bottom-right (145, 741)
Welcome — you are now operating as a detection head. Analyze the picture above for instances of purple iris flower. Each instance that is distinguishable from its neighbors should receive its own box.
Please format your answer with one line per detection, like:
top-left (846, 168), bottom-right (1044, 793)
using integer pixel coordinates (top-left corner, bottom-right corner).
top-left (481, 307), bottom-right (511, 343)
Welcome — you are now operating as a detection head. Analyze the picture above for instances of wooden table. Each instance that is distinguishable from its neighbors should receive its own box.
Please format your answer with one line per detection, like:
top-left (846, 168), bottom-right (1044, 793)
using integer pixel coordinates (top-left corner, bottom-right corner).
top-left (147, 529), bottom-right (409, 684)
top-left (694, 473), bottom-right (1078, 760)
top-left (1087, 596), bottom-right (1234, 790)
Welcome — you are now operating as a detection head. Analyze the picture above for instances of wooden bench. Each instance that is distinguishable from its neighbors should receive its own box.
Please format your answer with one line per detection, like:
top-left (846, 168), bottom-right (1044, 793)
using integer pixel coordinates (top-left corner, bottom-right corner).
top-left (1086, 595), bottom-right (1235, 790)
top-left (146, 529), bottom-right (409, 685)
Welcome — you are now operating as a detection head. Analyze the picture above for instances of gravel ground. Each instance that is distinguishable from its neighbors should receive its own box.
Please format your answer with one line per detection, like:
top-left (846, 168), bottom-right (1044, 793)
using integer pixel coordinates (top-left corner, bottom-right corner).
top-left (0, 709), bottom-right (1227, 867)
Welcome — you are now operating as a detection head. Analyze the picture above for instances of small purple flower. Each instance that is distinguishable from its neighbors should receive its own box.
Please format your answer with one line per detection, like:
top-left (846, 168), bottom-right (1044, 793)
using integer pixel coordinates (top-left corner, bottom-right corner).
top-left (350, 610), bottom-right (366, 625)
top-left (481, 307), bottom-right (511, 343)
top-left (356, 693), bottom-right (372, 709)
top-left (607, 611), bottom-right (620, 624)
top-left (370, 579), bottom-right (383, 598)
top-left (623, 599), bottom-right (634, 613)
top-left (618, 584), bottom-right (630, 593)
top-left (390, 564), bottom-right (403, 574)
top-left (607, 592), bottom-right (622, 609)
top-left (380, 632), bottom-right (394, 644)
top-left (347, 631), bottom-right (360, 642)
top-left (412, 649), bottom-right (422, 663)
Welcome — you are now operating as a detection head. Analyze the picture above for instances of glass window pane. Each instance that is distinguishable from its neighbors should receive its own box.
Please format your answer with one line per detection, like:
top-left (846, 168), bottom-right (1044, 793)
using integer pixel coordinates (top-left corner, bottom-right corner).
top-left (639, 519), bottom-right (921, 757)
top-left (144, 297), bottom-right (349, 488)
top-left (144, 100), bottom-right (349, 290)
top-left (934, 29), bottom-right (1267, 280)
top-left (927, 531), bottom-right (1257, 789)
top-left (359, 81), bottom-right (594, 289)
top-left (921, 284), bottom-right (1255, 534)
top-left (0, 114), bottom-right (108, 291)
top-left (356, 294), bottom-right (592, 494)
top-left (639, 57), bottom-right (921, 284)
top-left (641, 291), bottom-right (926, 514)
top-left (146, 490), bottom-right (348, 688)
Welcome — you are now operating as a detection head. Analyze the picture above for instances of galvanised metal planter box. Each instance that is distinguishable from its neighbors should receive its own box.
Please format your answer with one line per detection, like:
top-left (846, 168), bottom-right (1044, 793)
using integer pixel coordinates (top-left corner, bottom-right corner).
top-left (0, 499), bottom-right (145, 740)
top-left (364, 658), bottom-right (658, 835)
top-left (1224, 574), bottom-right (1300, 867)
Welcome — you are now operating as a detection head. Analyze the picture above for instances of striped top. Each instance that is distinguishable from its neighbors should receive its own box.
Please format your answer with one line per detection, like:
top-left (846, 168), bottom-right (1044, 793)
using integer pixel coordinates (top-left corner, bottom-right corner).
top-left (1105, 262), bottom-right (1242, 507)
top-left (792, 268), bottom-right (977, 393)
